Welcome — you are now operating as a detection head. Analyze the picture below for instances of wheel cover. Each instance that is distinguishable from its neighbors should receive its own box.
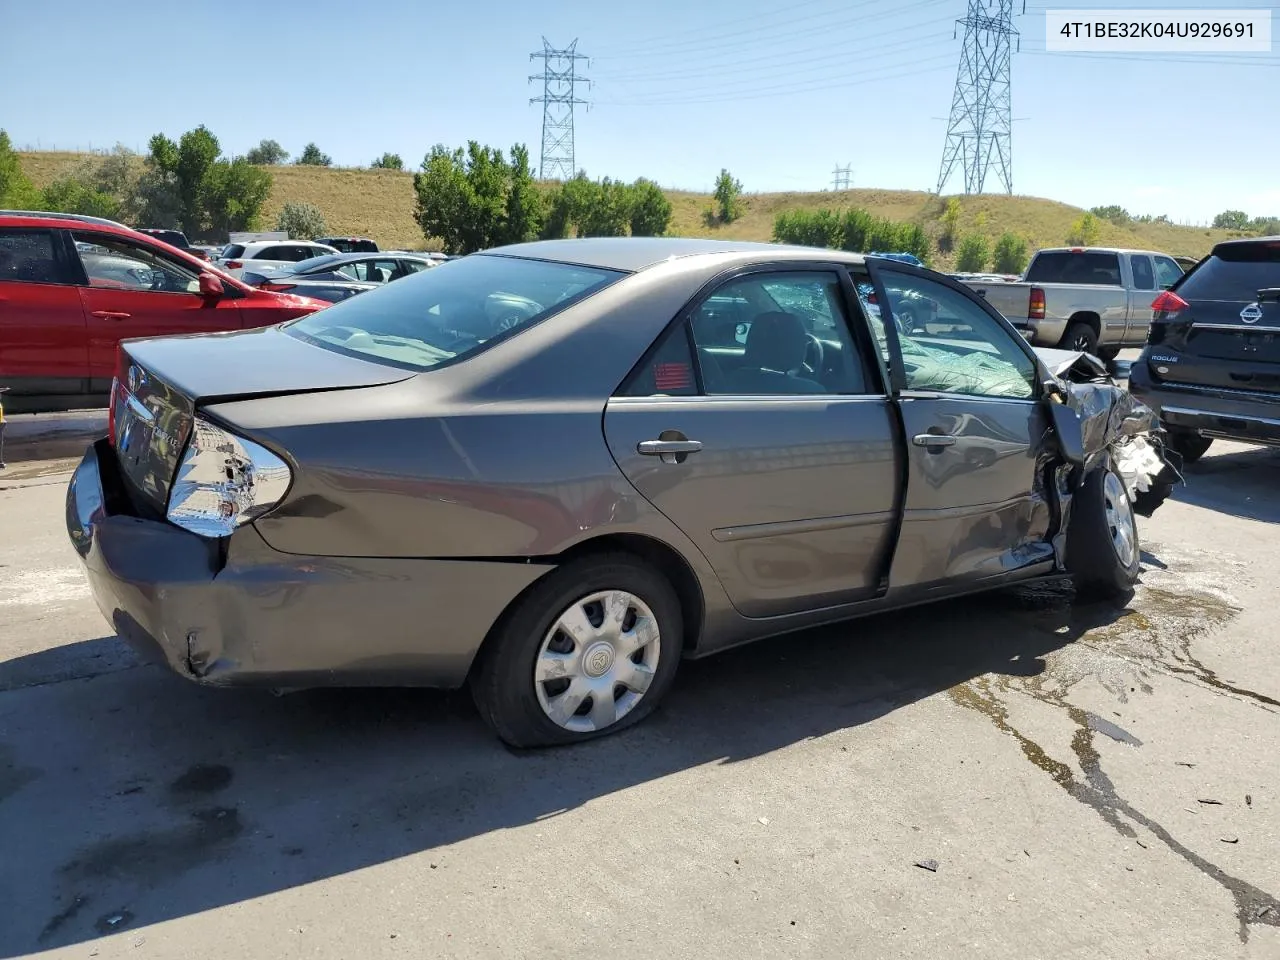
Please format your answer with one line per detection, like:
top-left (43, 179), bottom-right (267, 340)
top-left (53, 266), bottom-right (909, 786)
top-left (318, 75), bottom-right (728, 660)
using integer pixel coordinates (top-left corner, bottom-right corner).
top-left (1103, 470), bottom-right (1137, 567)
top-left (534, 590), bottom-right (661, 734)
top-left (1072, 331), bottom-right (1093, 351)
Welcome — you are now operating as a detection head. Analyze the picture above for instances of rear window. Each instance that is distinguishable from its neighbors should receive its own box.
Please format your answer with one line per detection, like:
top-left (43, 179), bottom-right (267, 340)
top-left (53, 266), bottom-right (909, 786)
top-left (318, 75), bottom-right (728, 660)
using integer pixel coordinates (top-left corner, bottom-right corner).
top-left (284, 254), bottom-right (623, 372)
top-left (1177, 243), bottom-right (1280, 302)
top-left (221, 244), bottom-right (245, 260)
top-left (1025, 251), bottom-right (1122, 286)
top-left (0, 229), bottom-right (63, 284)
top-left (145, 230), bottom-right (189, 248)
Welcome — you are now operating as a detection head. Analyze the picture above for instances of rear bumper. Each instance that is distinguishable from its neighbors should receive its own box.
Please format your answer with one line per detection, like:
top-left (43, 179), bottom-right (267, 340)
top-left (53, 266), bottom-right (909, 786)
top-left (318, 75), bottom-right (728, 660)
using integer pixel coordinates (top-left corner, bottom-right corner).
top-left (1129, 358), bottom-right (1280, 446)
top-left (66, 440), bottom-right (554, 688)
top-left (1008, 317), bottom-right (1068, 347)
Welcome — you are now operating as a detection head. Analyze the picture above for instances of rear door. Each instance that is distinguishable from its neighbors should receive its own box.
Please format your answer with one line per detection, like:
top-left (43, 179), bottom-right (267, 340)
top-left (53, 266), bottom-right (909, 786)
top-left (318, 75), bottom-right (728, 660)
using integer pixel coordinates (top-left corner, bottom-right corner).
top-left (1126, 253), bottom-right (1157, 344)
top-left (71, 231), bottom-right (244, 384)
top-left (1157, 241), bottom-right (1280, 393)
top-left (0, 227), bottom-right (89, 397)
top-left (604, 265), bottom-right (901, 618)
top-left (866, 263), bottom-right (1053, 592)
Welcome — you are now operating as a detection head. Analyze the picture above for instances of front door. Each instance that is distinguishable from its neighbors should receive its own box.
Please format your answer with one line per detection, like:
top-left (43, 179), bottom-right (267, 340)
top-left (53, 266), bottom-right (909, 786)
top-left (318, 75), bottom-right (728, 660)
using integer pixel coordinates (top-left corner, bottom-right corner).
top-left (868, 265), bottom-right (1052, 592)
top-left (71, 231), bottom-right (244, 385)
top-left (0, 227), bottom-right (89, 397)
top-left (604, 267), bottom-right (901, 618)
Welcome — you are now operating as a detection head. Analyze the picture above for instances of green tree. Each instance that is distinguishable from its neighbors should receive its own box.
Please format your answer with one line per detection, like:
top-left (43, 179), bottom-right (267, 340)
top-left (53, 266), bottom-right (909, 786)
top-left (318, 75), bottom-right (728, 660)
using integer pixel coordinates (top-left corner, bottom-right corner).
top-left (138, 127), bottom-right (270, 236)
top-left (1212, 209), bottom-right (1250, 230)
top-left (992, 231), bottom-right (1029, 274)
top-left (866, 216), bottom-right (905, 253)
top-left (413, 141), bottom-right (542, 254)
top-left (898, 223), bottom-right (932, 265)
top-left (1090, 204), bottom-right (1131, 226)
top-left (276, 200), bottom-right (327, 239)
top-left (296, 143), bottom-right (332, 166)
top-left (1066, 212), bottom-right (1102, 246)
top-left (629, 178), bottom-right (672, 236)
top-left (939, 197), bottom-right (962, 252)
top-left (712, 168), bottom-right (743, 224)
top-left (955, 233), bottom-right (991, 272)
top-left (41, 177), bottom-right (121, 219)
top-left (839, 208), bottom-right (875, 252)
top-left (246, 139), bottom-right (289, 165)
top-left (1250, 215), bottom-right (1280, 235)
top-left (0, 130), bottom-right (41, 209)
top-left (371, 152), bottom-right (404, 170)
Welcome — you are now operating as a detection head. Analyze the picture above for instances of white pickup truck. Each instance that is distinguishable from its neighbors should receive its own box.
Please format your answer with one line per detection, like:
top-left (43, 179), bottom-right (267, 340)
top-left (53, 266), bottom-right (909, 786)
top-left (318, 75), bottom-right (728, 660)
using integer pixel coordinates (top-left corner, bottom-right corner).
top-left (960, 247), bottom-right (1186, 359)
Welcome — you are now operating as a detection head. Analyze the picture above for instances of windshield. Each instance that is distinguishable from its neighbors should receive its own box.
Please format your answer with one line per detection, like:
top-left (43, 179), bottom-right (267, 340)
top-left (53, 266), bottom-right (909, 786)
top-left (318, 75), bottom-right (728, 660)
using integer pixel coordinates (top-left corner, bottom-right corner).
top-left (284, 254), bottom-right (624, 371)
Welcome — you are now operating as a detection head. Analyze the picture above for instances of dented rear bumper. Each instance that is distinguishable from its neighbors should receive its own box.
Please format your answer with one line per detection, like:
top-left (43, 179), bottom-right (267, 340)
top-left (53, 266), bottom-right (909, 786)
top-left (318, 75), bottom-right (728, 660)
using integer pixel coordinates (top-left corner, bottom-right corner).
top-left (66, 440), bottom-right (553, 689)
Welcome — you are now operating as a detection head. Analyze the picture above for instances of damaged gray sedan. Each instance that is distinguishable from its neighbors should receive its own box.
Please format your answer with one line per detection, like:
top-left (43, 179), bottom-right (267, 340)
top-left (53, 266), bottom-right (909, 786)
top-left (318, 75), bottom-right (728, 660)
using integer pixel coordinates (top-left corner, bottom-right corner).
top-left (65, 238), bottom-right (1177, 747)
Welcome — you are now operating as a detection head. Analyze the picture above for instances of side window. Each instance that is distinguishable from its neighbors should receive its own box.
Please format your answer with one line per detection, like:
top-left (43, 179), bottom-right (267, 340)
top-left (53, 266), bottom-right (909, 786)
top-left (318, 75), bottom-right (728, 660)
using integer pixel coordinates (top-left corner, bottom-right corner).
top-left (619, 323), bottom-right (698, 397)
top-left (1154, 256), bottom-right (1183, 290)
top-left (72, 232), bottom-right (199, 294)
top-left (337, 263), bottom-right (362, 281)
top-left (255, 246), bottom-right (285, 261)
top-left (0, 229), bottom-right (65, 284)
top-left (402, 259), bottom-right (430, 274)
top-left (1130, 255), bottom-right (1155, 291)
top-left (851, 274), bottom-right (894, 367)
top-left (688, 271), bottom-right (870, 396)
top-left (370, 259), bottom-right (400, 282)
top-left (880, 271), bottom-right (1037, 400)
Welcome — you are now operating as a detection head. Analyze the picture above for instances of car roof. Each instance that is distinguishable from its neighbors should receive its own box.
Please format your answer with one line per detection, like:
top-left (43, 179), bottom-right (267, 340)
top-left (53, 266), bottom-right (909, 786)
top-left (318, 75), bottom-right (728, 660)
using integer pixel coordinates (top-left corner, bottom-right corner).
top-left (1211, 235), bottom-right (1280, 253)
top-left (481, 237), bottom-right (868, 273)
top-left (1035, 246), bottom-right (1172, 257)
top-left (0, 210), bottom-right (133, 231)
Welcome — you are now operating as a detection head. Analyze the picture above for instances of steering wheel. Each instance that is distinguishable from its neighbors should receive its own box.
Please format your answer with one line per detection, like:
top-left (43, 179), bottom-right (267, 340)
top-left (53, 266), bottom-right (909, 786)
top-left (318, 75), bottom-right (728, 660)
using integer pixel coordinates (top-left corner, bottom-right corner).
top-left (800, 334), bottom-right (825, 377)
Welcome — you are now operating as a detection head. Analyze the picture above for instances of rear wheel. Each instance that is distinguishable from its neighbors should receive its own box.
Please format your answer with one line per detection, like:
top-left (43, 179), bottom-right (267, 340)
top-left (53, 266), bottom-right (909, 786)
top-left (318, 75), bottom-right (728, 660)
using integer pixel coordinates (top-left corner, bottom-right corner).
top-left (1165, 428), bottom-right (1213, 464)
top-left (471, 553), bottom-right (683, 748)
top-left (1061, 322), bottom-right (1099, 355)
top-left (1067, 463), bottom-right (1141, 601)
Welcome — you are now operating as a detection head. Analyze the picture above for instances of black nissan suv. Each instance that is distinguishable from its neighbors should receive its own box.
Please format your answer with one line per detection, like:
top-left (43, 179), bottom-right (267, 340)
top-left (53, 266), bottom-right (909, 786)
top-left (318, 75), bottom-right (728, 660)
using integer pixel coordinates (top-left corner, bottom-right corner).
top-left (1129, 236), bottom-right (1280, 462)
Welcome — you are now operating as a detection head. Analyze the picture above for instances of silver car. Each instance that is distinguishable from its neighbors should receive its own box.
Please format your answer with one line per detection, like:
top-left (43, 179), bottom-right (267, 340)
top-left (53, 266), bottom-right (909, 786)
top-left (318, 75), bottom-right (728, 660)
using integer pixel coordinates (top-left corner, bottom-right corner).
top-left (66, 238), bottom-right (1175, 747)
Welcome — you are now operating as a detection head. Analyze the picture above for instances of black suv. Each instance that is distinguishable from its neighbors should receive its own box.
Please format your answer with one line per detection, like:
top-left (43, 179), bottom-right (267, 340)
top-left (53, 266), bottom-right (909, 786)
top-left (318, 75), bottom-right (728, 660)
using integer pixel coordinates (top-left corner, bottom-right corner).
top-left (1129, 237), bottom-right (1280, 462)
top-left (315, 236), bottom-right (378, 253)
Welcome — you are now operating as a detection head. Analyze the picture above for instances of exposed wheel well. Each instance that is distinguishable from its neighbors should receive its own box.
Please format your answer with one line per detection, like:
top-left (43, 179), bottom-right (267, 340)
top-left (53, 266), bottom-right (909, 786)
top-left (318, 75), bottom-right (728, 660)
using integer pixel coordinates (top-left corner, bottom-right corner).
top-left (465, 534), bottom-right (707, 685)
top-left (1068, 312), bottom-right (1101, 336)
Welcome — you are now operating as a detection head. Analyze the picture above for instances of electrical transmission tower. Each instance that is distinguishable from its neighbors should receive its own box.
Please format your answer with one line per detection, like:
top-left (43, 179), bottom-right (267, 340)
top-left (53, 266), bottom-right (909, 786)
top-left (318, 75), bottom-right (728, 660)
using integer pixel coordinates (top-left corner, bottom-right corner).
top-left (529, 38), bottom-right (590, 181)
top-left (936, 0), bottom-right (1021, 196)
top-left (831, 164), bottom-right (852, 190)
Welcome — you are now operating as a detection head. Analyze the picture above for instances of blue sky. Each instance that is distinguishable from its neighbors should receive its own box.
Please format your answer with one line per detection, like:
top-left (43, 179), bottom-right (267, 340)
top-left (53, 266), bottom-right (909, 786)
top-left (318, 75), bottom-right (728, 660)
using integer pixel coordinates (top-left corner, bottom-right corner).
top-left (1, 0), bottom-right (1275, 224)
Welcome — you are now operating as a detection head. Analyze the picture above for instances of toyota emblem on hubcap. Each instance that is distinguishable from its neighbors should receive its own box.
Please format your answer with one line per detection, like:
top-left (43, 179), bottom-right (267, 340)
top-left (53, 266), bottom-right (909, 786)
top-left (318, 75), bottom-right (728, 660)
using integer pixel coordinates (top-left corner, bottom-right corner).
top-left (583, 641), bottom-right (615, 678)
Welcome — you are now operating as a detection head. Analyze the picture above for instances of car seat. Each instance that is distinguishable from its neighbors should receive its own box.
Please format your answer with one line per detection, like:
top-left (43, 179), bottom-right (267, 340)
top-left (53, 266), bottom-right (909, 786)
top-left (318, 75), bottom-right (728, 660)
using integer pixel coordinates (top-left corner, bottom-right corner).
top-left (723, 311), bottom-right (825, 395)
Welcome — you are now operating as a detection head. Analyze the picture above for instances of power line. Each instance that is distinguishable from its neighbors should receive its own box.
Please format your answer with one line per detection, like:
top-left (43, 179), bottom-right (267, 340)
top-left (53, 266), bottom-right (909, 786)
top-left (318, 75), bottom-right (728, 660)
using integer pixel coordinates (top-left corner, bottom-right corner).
top-left (595, 51), bottom-right (958, 106)
top-left (937, 0), bottom-right (1021, 196)
top-left (592, 0), bottom-right (850, 56)
top-left (832, 164), bottom-right (853, 190)
top-left (529, 38), bottom-right (589, 182)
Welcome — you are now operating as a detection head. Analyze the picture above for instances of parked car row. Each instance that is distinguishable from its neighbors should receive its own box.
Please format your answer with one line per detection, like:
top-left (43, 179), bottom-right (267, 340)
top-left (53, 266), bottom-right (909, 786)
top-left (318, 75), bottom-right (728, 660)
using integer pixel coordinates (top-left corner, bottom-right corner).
top-left (241, 252), bottom-right (440, 303)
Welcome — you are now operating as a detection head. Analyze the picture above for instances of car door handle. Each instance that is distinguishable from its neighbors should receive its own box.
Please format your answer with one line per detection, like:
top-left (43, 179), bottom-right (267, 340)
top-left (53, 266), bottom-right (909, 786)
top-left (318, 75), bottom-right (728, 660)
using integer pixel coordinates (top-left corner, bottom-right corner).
top-left (90, 310), bottom-right (131, 320)
top-left (638, 439), bottom-right (703, 455)
top-left (912, 433), bottom-right (956, 447)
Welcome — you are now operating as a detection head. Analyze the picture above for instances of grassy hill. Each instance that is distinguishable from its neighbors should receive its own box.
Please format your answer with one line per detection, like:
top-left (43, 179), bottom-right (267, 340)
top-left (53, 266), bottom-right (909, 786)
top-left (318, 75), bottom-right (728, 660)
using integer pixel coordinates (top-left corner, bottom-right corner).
top-left (18, 150), bottom-right (1233, 263)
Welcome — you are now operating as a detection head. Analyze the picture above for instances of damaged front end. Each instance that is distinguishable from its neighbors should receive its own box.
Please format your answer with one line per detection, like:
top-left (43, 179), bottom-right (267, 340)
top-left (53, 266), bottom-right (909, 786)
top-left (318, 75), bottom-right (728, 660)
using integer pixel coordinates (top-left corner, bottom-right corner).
top-left (1035, 348), bottom-right (1183, 568)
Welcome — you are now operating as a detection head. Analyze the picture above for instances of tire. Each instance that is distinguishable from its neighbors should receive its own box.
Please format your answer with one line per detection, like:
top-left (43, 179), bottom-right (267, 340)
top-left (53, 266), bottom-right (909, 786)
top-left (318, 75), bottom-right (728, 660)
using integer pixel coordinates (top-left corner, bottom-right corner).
top-left (1166, 429), bottom-right (1213, 464)
top-left (471, 553), bottom-right (683, 748)
top-left (1096, 345), bottom-right (1120, 362)
top-left (1066, 462), bottom-right (1141, 601)
top-left (1061, 321), bottom-right (1099, 355)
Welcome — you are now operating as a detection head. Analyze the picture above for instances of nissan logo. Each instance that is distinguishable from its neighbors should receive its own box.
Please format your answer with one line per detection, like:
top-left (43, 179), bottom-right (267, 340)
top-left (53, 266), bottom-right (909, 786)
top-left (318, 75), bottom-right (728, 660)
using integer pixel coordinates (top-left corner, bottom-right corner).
top-left (1240, 303), bottom-right (1264, 324)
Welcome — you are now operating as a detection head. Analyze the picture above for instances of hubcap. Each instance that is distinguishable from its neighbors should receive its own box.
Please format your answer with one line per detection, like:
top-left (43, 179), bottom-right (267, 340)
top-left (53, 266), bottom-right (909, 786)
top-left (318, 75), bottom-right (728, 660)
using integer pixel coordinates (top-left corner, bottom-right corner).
top-left (1103, 470), bottom-right (1137, 566)
top-left (534, 590), bottom-right (661, 734)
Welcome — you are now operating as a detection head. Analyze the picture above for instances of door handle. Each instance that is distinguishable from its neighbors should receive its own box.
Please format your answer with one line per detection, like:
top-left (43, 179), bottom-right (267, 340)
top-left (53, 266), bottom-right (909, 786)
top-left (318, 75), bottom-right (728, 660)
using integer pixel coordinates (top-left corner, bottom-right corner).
top-left (912, 433), bottom-right (956, 448)
top-left (91, 310), bottom-right (131, 320)
top-left (638, 439), bottom-right (702, 456)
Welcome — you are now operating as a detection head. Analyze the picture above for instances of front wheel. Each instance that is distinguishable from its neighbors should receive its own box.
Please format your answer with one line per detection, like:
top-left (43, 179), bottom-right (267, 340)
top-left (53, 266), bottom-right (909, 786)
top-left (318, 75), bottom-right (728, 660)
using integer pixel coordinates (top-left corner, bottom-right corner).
top-left (1066, 464), bottom-right (1141, 601)
top-left (471, 553), bottom-right (684, 748)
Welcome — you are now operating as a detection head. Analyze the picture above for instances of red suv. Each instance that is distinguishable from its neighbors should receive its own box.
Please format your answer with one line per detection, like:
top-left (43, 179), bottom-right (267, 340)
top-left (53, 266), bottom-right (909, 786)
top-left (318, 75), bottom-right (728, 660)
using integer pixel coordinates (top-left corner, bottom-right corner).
top-left (0, 211), bottom-right (328, 413)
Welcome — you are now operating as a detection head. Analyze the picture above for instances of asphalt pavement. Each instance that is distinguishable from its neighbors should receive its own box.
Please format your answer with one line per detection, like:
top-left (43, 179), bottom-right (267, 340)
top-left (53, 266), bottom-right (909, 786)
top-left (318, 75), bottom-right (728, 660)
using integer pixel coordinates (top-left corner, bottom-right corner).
top-left (1, 438), bottom-right (1279, 959)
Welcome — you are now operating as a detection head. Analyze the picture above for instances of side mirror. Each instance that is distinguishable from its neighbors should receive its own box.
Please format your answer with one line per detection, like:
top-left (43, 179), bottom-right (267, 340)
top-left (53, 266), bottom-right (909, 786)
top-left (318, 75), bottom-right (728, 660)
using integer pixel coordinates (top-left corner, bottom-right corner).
top-left (198, 272), bottom-right (224, 298)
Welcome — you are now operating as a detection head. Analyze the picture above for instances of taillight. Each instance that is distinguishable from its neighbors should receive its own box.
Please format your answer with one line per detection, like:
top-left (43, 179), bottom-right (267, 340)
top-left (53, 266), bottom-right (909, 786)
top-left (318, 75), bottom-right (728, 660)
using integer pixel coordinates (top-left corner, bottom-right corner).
top-left (107, 346), bottom-right (128, 447)
top-left (1028, 287), bottom-right (1046, 320)
top-left (226, 260), bottom-right (243, 270)
top-left (260, 282), bottom-right (297, 293)
top-left (1151, 290), bottom-right (1189, 317)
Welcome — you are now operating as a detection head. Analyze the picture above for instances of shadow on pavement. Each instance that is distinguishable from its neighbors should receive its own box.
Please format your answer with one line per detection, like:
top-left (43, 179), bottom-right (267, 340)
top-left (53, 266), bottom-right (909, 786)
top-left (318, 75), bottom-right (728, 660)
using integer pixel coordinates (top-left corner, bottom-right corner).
top-left (0, 583), bottom-right (1130, 954)
top-left (1174, 444), bottom-right (1280, 524)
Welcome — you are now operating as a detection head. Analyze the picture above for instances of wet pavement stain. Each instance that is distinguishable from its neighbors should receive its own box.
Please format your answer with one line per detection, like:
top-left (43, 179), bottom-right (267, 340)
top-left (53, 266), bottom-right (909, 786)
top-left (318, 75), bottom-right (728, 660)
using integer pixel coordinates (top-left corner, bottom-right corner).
top-left (169, 763), bottom-right (234, 796)
top-left (950, 545), bottom-right (1280, 942)
top-left (37, 894), bottom-right (89, 943)
top-left (59, 806), bottom-right (243, 889)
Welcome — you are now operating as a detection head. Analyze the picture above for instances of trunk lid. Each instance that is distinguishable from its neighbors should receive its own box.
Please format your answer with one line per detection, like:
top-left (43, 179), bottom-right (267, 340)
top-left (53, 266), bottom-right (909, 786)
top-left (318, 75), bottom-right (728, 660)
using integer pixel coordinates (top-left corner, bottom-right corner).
top-left (110, 324), bottom-right (414, 515)
top-left (1149, 241), bottom-right (1280, 393)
